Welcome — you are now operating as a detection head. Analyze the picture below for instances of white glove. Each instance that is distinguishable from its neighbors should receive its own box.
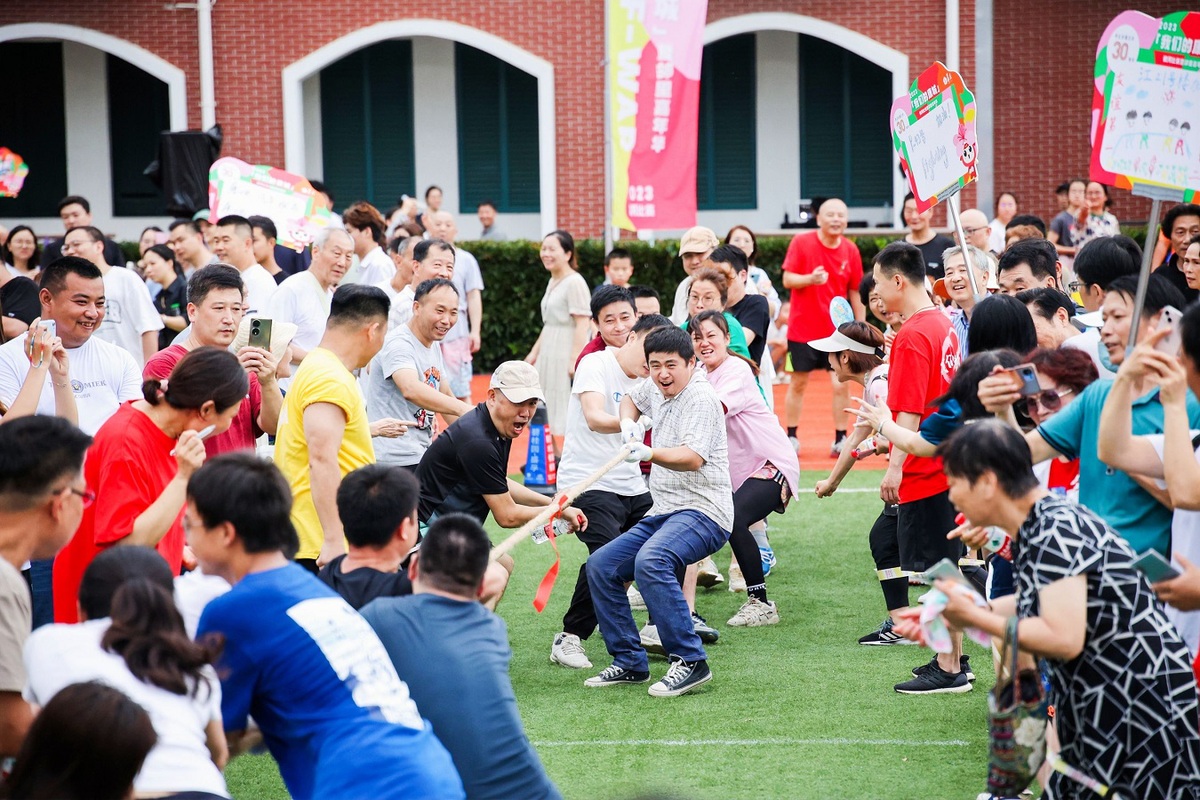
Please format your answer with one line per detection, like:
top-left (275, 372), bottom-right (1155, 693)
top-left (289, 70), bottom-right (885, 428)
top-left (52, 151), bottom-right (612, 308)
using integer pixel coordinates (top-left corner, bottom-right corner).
top-left (623, 443), bottom-right (653, 463)
top-left (620, 417), bottom-right (641, 444)
top-left (639, 415), bottom-right (653, 432)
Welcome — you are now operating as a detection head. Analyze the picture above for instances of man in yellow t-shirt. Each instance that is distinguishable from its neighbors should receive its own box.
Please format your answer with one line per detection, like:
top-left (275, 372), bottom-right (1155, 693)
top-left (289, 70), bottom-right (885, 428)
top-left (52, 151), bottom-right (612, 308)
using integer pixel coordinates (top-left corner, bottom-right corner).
top-left (275, 284), bottom-right (413, 570)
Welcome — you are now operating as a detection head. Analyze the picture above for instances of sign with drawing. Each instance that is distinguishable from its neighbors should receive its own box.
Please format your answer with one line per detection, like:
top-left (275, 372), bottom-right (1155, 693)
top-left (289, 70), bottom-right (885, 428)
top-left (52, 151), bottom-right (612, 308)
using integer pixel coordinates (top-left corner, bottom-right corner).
top-left (207, 157), bottom-right (339, 251)
top-left (890, 62), bottom-right (978, 214)
top-left (1090, 10), bottom-right (1200, 201)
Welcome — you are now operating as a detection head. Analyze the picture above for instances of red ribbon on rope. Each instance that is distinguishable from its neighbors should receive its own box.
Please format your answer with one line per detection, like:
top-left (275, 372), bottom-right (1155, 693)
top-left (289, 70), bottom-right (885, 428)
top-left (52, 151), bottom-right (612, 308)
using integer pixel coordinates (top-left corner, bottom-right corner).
top-left (532, 494), bottom-right (570, 613)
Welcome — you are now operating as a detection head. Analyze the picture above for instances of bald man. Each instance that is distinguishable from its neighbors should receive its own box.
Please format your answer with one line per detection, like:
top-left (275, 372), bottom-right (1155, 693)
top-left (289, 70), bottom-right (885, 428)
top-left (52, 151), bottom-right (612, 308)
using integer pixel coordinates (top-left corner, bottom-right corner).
top-left (958, 209), bottom-right (992, 253)
top-left (781, 198), bottom-right (866, 456)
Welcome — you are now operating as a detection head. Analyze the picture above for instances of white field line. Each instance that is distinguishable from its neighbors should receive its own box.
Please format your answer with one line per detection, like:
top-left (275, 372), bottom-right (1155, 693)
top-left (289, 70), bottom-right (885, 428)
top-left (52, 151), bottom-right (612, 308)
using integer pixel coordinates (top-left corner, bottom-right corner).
top-left (533, 737), bottom-right (971, 748)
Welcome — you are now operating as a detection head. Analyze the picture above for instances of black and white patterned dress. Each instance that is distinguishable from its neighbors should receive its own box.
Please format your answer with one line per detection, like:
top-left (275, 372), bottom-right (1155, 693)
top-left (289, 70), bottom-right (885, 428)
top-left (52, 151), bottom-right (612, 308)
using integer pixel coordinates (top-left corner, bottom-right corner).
top-left (1014, 495), bottom-right (1200, 800)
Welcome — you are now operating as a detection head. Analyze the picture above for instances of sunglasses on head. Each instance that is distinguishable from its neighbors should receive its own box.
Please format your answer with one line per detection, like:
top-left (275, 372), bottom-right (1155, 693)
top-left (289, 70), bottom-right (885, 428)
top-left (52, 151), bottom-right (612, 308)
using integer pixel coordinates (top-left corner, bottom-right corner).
top-left (1025, 387), bottom-right (1073, 415)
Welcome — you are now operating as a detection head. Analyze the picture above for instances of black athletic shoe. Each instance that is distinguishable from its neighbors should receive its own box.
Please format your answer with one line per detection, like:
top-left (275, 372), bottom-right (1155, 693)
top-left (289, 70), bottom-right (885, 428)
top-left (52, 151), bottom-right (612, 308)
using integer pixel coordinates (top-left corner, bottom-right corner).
top-left (648, 655), bottom-right (712, 697)
top-left (895, 660), bottom-right (973, 694)
top-left (584, 664), bottom-right (651, 688)
top-left (858, 617), bottom-right (917, 646)
top-left (912, 654), bottom-right (975, 682)
top-left (691, 612), bottom-right (719, 644)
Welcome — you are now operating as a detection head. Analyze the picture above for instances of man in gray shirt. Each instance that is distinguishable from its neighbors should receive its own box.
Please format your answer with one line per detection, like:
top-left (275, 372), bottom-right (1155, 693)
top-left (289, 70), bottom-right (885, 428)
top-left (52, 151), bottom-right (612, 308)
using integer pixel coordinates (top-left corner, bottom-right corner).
top-left (367, 278), bottom-right (473, 467)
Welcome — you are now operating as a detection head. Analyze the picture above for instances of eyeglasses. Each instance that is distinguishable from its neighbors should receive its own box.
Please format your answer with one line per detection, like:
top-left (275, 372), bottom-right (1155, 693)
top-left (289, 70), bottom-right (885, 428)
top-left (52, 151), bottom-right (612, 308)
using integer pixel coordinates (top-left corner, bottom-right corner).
top-left (1067, 281), bottom-right (1084, 293)
top-left (1025, 387), bottom-right (1073, 416)
top-left (963, 225), bottom-right (989, 235)
top-left (54, 486), bottom-right (95, 508)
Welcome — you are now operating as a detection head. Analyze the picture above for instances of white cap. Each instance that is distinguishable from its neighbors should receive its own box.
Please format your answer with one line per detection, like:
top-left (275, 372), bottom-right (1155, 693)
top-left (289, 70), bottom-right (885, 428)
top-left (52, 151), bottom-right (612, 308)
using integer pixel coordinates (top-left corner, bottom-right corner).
top-left (490, 361), bottom-right (545, 403)
top-left (1074, 311), bottom-right (1104, 328)
top-left (807, 329), bottom-right (881, 355)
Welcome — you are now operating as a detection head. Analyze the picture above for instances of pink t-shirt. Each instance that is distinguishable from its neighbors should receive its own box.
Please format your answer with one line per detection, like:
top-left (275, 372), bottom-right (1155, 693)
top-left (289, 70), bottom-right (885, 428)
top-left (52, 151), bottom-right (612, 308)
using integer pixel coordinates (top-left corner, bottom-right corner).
top-left (703, 356), bottom-right (800, 496)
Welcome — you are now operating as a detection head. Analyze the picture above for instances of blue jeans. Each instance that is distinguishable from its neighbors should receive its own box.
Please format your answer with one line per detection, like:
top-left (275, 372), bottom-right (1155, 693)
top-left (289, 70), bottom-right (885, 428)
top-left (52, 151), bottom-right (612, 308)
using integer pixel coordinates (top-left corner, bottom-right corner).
top-left (586, 510), bottom-right (730, 671)
top-left (26, 558), bottom-right (54, 629)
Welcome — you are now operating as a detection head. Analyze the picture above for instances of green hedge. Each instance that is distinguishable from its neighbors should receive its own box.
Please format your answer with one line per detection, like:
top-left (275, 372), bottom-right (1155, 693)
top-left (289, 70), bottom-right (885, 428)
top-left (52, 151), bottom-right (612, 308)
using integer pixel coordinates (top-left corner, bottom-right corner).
top-left (117, 223), bottom-right (1157, 373)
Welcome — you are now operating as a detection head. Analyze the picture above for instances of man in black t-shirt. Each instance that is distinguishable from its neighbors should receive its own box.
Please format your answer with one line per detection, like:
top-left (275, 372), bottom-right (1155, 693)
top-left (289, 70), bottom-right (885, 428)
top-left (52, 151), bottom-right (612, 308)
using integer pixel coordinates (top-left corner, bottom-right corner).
top-left (710, 245), bottom-right (770, 364)
top-left (416, 361), bottom-right (587, 533)
top-left (903, 193), bottom-right (956, 280)
top-left (0, 271), bottom-right (40, 341)
top-left (320, 463), bottom-right (512, 609)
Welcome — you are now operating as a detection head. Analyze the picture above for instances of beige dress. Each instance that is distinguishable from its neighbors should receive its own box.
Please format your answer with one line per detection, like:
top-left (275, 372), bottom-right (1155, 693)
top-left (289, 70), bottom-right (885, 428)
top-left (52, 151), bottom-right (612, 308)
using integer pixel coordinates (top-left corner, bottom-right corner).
top-left (537, 271), bottom-right (591, 435)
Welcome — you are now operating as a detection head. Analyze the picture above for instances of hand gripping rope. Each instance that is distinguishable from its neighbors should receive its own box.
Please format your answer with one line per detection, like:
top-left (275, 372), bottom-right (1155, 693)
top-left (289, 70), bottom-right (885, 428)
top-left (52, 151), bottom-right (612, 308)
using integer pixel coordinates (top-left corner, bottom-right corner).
top-left (490, 443), bottom-right (636, 612)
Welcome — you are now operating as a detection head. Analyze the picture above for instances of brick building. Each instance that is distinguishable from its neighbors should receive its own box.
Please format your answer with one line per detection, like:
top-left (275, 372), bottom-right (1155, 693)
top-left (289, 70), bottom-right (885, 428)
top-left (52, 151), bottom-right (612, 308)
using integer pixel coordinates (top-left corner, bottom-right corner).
top-left (0, 1), bottom-right (1178, 242)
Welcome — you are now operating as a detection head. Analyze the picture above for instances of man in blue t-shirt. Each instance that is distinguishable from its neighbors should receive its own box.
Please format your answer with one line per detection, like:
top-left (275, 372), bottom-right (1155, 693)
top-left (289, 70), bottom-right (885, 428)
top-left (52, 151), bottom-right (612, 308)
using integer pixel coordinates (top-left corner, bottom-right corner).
top-left (188, 454), bottom-right (463, 800)
top-left (1017, 274), bottom-right (1197, 555)
top-left (361, 514), bottom-right (562, 800)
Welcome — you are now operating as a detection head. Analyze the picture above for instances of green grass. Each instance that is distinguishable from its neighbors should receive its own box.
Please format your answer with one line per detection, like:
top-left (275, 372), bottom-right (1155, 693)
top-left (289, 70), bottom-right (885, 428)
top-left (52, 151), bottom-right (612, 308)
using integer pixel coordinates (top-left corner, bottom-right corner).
top-left (225, 469), bottom-right (999, 799)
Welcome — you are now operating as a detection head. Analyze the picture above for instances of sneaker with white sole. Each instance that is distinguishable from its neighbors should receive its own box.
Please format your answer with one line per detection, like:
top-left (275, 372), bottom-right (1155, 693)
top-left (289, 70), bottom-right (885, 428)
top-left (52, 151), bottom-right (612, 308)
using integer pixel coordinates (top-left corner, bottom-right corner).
top-left (789, 435), bottom-right (800, 453)
top-left (696, 556), bottom-right (724, 588)
top-left (691, 612), bottom-right (719, 643)
top-left (648, 655), bottom-right (712, 697)
top-left (728, 562), bottom-right (746, 593)
top-left (894, 661), bottom-right (973, 694)
top-left (727, 598), bottom-right (780, 627)
top-left (912, 654), bottom-right (975, 682)
top-left (584, 663), bottom-right (650, 688)
top-left (550, 632), bottom-right (592, 669)
top-left (627, 585), bottom-right (647, 611)
top-left (858, 617), bottom-right (918, 646)
top-left (640, 623), bottom-right (665, 655)
top-left (760, 545), bottom-right (777, 577)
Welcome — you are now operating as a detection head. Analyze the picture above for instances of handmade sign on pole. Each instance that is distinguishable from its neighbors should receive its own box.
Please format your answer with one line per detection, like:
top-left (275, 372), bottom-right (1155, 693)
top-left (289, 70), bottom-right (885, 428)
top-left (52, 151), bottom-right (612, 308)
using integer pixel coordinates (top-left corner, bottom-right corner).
top-left (207, 157), bottom-right (338, 251)
top-left (0, 149), bottom-right (29, 198)
top-left (1090, 9), bottom-right (1200, 202)
top-left (1089, 10), bottom-right (1200, 354)
top-left (607, 0), bottom-right (707, 232)
top-left (891, 61), bottom-right (982, 296)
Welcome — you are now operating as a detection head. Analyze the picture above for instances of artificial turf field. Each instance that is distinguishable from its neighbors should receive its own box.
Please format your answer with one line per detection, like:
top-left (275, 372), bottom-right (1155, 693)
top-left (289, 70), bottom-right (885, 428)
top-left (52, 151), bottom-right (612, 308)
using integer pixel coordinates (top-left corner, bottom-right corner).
top-left (225, 467), bottom-right (1006, 800)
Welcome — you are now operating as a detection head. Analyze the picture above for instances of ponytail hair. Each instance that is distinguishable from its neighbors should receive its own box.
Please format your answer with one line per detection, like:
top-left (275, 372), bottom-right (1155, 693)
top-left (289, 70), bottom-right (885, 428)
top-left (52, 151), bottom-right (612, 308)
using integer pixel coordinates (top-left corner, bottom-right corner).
top-left (689, 309), bottom-right (759, 377)
top-left (101, 578), bottom-right (221, 697)
top-left (142, 346), bottom-right (248, 414)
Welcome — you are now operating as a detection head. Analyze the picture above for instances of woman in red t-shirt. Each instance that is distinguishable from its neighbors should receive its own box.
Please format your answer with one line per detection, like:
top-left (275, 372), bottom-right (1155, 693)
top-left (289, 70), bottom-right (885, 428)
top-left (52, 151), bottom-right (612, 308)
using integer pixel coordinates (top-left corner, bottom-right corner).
top-left (53, 346), bottom-right (249, 622)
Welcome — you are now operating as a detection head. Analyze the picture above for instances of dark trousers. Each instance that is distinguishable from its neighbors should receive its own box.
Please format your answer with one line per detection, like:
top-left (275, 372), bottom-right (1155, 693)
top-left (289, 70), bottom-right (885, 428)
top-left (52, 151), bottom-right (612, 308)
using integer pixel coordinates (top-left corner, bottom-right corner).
top-left (562, 490), bottom-right (653, 639)
top-left (727, 478), bottom-right (784, 597)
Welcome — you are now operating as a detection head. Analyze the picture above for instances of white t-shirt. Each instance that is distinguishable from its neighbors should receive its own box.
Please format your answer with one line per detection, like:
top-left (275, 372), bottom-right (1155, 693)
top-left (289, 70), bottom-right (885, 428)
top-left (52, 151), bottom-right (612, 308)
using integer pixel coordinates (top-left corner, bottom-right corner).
top-left (174, 570), bottom-right (232, 640)
top-left (670, 276), bottom-right (692, 325)
top-left (268, 271), bottom-right (333, 390)
top-left (357, 246), bottom-right (395, 287)
top-left (239, 263), bottom-right (279, 315)
top-left (93, 265), bottom-right (163, 367)
top-left (388, 285), bottom-right (416, 331)
top-left (0, 333), bottom-right (142, 434)
top-left (23, 619), bottom-right (229, 797)
top-left (1146, 433), bottom-right (1200, 657)
top-left (987, 219), bottom-right (1006, 253)
top-left (445, 249), bottom-right (483, 343)
top-left (557, 348), bottom-right (649, 496)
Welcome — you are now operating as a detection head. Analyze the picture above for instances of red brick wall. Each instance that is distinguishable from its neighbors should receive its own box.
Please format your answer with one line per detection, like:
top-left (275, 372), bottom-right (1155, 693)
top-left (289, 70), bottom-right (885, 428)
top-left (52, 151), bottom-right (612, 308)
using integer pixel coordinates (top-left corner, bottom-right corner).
top-left (18, 2), bottom-right (1178, 238)
top-left (991, 0), bottom-right (1182, 227)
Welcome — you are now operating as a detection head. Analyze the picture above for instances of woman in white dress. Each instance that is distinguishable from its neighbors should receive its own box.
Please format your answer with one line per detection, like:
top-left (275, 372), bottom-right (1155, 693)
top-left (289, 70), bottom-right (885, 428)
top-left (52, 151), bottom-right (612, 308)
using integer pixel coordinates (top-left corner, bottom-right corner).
top-left (525, 230), bottom-right (591, 436)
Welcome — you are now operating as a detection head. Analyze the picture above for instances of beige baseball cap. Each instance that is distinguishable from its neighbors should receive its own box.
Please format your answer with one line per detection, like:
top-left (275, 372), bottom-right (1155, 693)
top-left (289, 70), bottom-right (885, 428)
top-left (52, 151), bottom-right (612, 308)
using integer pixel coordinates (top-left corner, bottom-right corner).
top-left (490, 361), bottom-right (545, 403)
top-left (233, 316), bottom-right (299, 362)
top-left (679, 226), bottom-right (719, 255)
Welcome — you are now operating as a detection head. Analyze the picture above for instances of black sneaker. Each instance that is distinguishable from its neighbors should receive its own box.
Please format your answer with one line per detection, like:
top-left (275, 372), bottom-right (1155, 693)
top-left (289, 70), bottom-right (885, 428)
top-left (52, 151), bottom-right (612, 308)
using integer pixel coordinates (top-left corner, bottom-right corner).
top-left (691, 612), bottom-right (719, 644)
top-left (584, 664), bottom-right (651, 688)
top-left (858, 617), bottom-right (917, 646)
top-left (648, 655), bottom-right (712, 697)
top-left (912, 654), bottom-right (975, 682)
top-left (895, 660), bottom-right (973, 694)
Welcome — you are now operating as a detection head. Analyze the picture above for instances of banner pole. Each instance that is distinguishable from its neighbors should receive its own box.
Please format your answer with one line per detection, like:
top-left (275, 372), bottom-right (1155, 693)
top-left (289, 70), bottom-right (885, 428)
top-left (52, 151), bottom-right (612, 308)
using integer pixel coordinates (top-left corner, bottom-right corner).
top-left (946, 194), bottom-right (982, 300)
top-left (602, 0), bottom-right (613, 253)
top-left (1125, 198), bottom-right (1163, 360)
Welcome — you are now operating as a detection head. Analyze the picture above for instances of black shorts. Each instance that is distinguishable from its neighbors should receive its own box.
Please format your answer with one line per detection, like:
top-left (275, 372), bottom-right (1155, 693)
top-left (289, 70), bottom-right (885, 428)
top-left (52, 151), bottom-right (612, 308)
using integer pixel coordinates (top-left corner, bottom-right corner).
top-left (896, 491), bottom-right (963, 573)
top-left (788, 340), bottom-right (832, 373)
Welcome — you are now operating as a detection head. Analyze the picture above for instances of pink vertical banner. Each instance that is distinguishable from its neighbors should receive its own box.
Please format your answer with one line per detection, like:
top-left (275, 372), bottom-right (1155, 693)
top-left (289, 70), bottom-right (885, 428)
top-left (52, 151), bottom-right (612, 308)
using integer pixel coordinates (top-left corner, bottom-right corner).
top-left (609, 0), bottom-right (708, 232)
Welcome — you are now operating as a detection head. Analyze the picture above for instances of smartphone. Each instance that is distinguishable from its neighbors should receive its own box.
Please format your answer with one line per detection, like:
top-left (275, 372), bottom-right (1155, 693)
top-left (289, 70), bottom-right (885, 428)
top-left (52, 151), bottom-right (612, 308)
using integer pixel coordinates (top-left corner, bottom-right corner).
top-left (1155, 305), bottom-right (1183, 356)
top-left (1133, 549), bottom-right (1181, 583)
top-left (248, 318), bottom-right (272, 350)
top-left (1004, 363), bottom-right (1041, 397)
top-left (38, 320), bottom-right (56, 338)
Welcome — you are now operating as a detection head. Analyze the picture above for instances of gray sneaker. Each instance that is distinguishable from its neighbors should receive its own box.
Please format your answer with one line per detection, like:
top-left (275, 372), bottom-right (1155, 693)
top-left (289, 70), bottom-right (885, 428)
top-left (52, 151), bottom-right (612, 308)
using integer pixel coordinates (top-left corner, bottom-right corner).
top-left (726, 598), bottom-right (780, 627)
top-left (550, 632), bottom-right (592, 669)
top-left (640, 623), bottom-right (665, 655)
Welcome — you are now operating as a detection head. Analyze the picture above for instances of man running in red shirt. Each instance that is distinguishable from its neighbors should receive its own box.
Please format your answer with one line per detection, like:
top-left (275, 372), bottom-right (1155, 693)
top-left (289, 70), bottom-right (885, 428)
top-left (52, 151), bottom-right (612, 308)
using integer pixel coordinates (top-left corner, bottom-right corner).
top-left (782, 198), bottom-right (866, 456)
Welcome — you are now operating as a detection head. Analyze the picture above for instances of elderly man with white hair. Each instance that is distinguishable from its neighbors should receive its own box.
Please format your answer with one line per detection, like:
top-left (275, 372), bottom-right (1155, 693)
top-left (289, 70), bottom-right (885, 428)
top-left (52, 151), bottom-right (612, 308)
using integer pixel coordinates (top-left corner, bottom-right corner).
top-left (267, 226), bottom-right (353, 385)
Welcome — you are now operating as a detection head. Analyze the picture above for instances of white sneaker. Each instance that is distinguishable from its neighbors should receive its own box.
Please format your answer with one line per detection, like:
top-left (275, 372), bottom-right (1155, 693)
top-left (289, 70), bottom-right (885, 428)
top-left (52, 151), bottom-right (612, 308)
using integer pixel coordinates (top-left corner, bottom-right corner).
top-left (728, 561), bottom-right (746, 593)
top-left (627, 585), bottom-right (647, 611)
top-left (550, 632), bottom-right (592, 669)
top-left (639, 623), bottom-right (665, 655)
top-left (727, 598), bottom-right (780, 627)
top-left (696, 556), bottom-right (724, 588)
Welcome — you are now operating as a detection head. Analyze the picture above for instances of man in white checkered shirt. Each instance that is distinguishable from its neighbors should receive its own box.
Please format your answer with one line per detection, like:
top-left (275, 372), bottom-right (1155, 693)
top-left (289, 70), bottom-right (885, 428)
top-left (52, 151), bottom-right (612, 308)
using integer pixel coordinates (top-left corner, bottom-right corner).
top-left (582, 326), bottom-right (734, 698)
